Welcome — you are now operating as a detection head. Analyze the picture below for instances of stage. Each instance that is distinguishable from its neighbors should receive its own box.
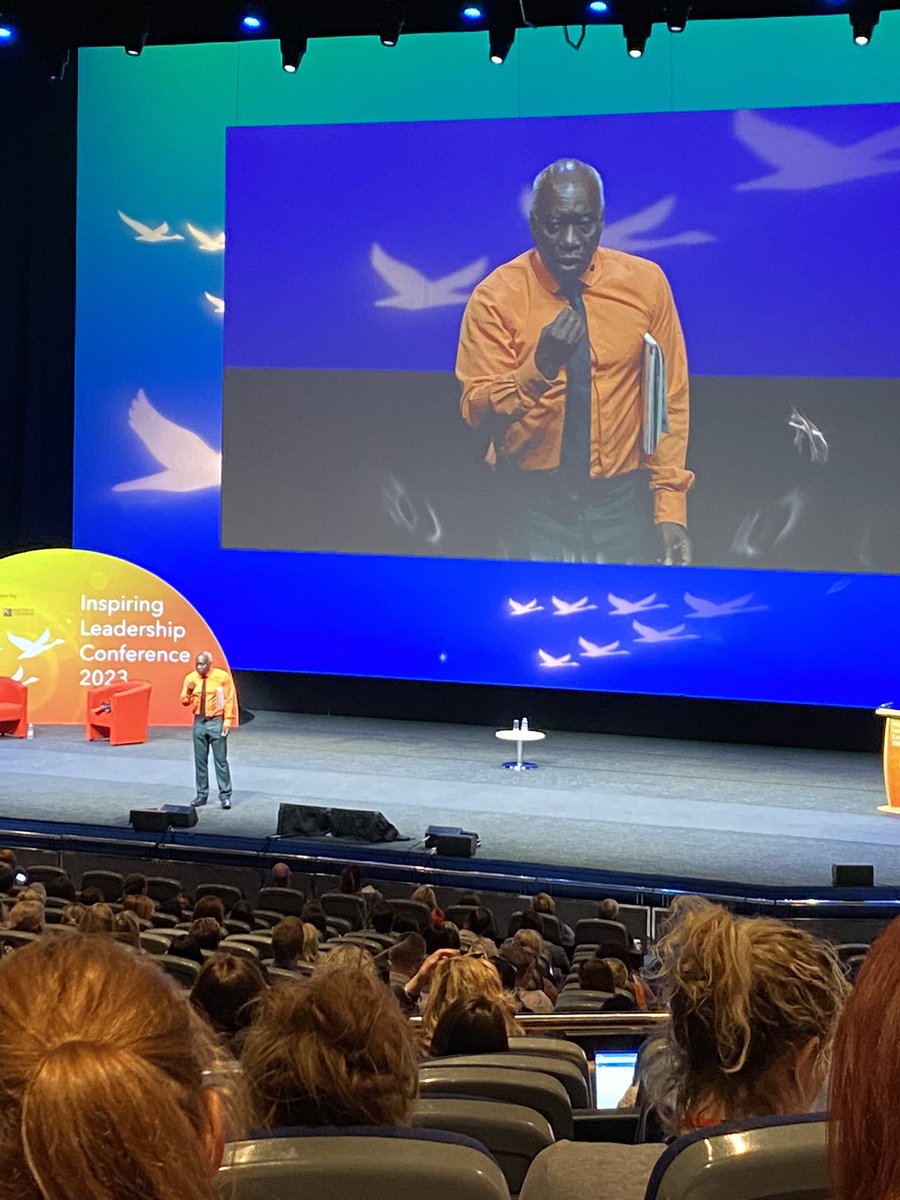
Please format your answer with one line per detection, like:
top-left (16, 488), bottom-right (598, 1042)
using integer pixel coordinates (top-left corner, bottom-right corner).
top-left (0, 711), bottom-right (895, 889)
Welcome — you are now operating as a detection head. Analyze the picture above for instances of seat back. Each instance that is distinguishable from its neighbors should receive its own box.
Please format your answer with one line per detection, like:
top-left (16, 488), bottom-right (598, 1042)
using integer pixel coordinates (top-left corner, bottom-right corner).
top-left (389, 899), bottom-right (433, 929)
top-left (146, 876), bottom-right (183, 904)
top-left (80, 870), bottom-right (124, 902)
top-left (428, 1053), bottom-right (589, 1108)
top-left (0, 930), bottom-right (39, 950)
top-left (256, 887), bottom-right (306, 917)
top-left (219, 1135), bottom-right (510, 1200)
top-left (419, 1064), bottom-right (573, 1140)
top-left (217, 941), bottom-right (262, 963)
top-left (512, 1036), bottom-right (591, 1089)
top-left (413, 1099), bottom-right (553, 1194)
top-left (537, 912), bottom-right (563, 946)
top-left (156, 955), bottom-right (201, 988)
top-left (646, 1114), bottom-right (828, 1200)
top-left (24, 865), bottom-right (68, 884)
top-left (321, 892), bottom-right (367, 929)
top-left (553, 990), bottom-right (615, 1012)
top-left (574, 918), bottom-right (629, 949)
top-left (197, 883), bottom-right (244, 912)
top-left (140, 932), bottom-right (175, 956)
top-left (222, 934), bottom-right (271, 960)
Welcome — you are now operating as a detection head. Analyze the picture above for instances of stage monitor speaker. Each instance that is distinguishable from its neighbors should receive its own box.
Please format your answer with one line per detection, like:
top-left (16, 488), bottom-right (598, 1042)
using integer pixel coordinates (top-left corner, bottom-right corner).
top-left (330, 807), bottom-right (401, 843)
top-left (425, 825), bottom-right (479, 858)
top-left (129, 805), bottom-right (197, 833)
top-left (832, 863), bottom-right (874, 887)
top-left (277, 803), bottom-right (333, 838)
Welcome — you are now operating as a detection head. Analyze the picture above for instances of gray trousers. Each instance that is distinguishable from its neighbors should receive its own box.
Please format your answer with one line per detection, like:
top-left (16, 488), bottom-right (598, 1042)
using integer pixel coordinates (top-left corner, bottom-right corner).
top-left (192, 716), bottom-right (232, 801)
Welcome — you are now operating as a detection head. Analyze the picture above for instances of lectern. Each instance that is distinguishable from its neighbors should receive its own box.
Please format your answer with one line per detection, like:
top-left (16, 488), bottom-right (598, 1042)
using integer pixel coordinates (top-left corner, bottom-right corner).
top-left (876, 705), bottom-right (900, 814)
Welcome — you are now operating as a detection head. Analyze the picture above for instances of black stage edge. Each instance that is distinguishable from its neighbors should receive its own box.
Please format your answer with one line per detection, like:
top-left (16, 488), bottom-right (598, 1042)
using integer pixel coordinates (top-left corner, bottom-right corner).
top-left (235, 670), bottom-right (881, 754)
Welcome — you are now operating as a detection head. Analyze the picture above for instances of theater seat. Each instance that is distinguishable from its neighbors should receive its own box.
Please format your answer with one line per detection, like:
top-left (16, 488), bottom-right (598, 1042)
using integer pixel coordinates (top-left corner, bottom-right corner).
top-left (256, 886), bottom-right (306, 917)
top-left (218, 1135), bottom-right (510, 1200)
top-left (514, 1037), bottom-right (592, 1090)
top-left (80, 870), bottom-right (124, 901)
top-left (321, 892), bottom-right (367, 929)
top-left (428, 1053), bottom-right (589, 1109)
top-left (196, 883), bottom-right (244, 912)
top-left (419, 1065), bottom-right (573, 1140)
top-left (0, 676), bottom-right (28, 738)
top-left (85, 680), bottom-right (152, 746)
top-left (645, 1113), bottom-right (827, 1200)
top-left (413, 1099), bottom-right (554, 1194)
top-left (389, 898), bottom-right (433, 929)
top-left (574, 919), bottom-right (629, 950)
top-left (156, 955), bottom-right (201, 988)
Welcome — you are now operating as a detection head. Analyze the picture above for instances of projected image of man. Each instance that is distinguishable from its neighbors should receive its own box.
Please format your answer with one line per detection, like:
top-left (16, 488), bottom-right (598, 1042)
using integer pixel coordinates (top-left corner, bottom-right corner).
top-left (456, 159), bottom-right (694, 564)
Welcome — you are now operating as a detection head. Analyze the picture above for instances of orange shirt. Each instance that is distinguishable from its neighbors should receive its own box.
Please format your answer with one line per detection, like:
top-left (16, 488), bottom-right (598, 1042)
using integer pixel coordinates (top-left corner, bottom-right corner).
top-left (456, 247), bottom-right (694, 526)
top-left (180, 667), bottom-right (238, 728)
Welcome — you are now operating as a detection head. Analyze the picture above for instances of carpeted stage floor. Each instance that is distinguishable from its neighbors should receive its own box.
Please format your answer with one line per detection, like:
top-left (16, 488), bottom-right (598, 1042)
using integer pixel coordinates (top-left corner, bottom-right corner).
top-left (0, 711), bottom-right (894, 888)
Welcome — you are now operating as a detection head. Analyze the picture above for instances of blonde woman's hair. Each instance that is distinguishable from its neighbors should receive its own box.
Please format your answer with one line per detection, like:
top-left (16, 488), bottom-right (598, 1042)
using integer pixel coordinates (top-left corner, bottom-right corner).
top-left (314, 942), bottom-right (377, 981)
top-left (8, 901), bottom-right (43, 933)
top-left (79, 902), bottom-right (115, 934)
top-left (242, 969), bottom-right (418, 1129)
top-left (300, 922), bottom-right (319, 963)
top-left (513, 928), bottom-right (543, 959)
top-left (420, 956), bottom-right (517, 1046)
top-left (410, 885), bottom-right (437, 910)
top-left (651, 901), bottom-right (848, 1133)
top-left (0, 933), bottom-right (226, 1200)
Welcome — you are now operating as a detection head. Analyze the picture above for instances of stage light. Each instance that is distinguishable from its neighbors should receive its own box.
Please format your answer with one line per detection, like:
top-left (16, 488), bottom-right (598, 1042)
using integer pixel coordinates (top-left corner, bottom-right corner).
top-left (124, 30), bottom-right (148, 56)
top-left (587, 1), bottom-right (609, 12)
top-left (488, 24), bottom-right (515, 63)
top-left (622, 15), bottom-right (651, 56)
top-left (0, 22), bottom-right (15, 43)
top-left (849, 1), bottom-right (879, 42)
top-left (665, 1), bottom-right (691, 31)
top-left (280, 37), bottom-right (307, 72)
top-left (379, 0), bottom-right (405, 46)
top-left (462, 5), bottom-right (484, 19)
top-left (241, 9), bottom-right (265, 33)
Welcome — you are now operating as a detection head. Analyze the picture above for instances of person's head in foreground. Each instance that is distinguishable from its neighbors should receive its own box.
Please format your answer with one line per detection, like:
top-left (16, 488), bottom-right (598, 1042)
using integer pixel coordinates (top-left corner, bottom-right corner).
top-left (828, 918), bottom-right (900, 1200)
top-left (430, 995), bottom-right (510, 1059)
top-left (0, 934), bottom-right (226, 1200)
top-left (78, 902), bottom-right (115, 935)
top-left (420, 955), bottom-right (517, 1047)
top-left (529, 159), bottom-right (604, 288)
top-left (651, 901), bottom-right (847, 1134)
top-left (242, 968), bottom-right (418, 1129)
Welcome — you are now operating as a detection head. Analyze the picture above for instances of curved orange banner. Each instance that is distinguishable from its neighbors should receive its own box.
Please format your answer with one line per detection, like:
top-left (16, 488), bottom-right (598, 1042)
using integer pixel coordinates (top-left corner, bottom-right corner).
top-left (0, 549), bottom-right (230, 725)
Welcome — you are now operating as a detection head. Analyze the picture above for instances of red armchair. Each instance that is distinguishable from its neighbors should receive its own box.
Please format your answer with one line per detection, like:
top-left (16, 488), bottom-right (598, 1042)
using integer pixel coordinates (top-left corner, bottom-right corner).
top-left (0, 677), bottom-right (28, 738)
top-left (86, 680), bottom-right (152, 746)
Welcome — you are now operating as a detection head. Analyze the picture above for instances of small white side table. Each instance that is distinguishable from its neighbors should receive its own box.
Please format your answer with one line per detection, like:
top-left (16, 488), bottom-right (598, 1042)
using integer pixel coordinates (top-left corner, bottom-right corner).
top-left (495, 727), bottom-right (546, 771)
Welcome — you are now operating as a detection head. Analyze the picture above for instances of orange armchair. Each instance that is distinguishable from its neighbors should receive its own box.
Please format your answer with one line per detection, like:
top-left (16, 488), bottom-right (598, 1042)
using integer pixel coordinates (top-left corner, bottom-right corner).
top-left (0, 677), bottom-right (28, 738)
top-left (86, 680), bottom-right (152, 746)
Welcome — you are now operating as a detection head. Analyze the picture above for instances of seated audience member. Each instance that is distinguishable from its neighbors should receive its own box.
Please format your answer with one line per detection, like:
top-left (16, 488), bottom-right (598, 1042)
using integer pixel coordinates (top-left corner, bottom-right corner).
top-left (157, 896), bottom-right (187, 920)
top-left (514, 927), bottom-right (559, 995)
top-left (502, 943), bottom-right (555, 1014)
top-left (243, 968), bottom-right (418, 1129)
top-left (0, 848), bottom-right (17, 872)
top-left (271, 917), bottom-right (317, 971)
top-left (531, 892), bottom-right (574, 948)
top-left (299, 900), bottom-right (328, 937)
top-left (369, 899), bottom-right (395, 935)
top-left (514, 910), bottom-right (570, 977)
top-left (420, 955), bottom-right (517, 1048)
top-left (315, 942), bottom-right (378, 982)
top-left (577, 955), bottom-right (639, 1014)
top-left (596, 897), bottom-right (621, 921)
top-left (230, 899), bottom-right (255, 928)
top-left (43, 872), bottom-right (77, 902)
top-left (393, 913), bottom-right (420, 935)
top-left (191, 953), bottom-right (269, 1054)
top-left (61, 902), bottom-right (86, 927)
top-left (424, 917), bottom-right (461, 955)
top-left (458, 890), bottom-right (482, 908)
top-left (16, 884), bottom-right (46, 907)
top-left (269, 861), bottom-right (292, 888)
top-left (79, 903), bottom-right (116, 935)
top-left (429, 995), bottom-right (510, 1058)
top-left (388, 938), bottom-right (457, 1014)
top-left (123, 892), bottom-right (156, 921)
top-left (0, 934), bottom-right (229, 1200)
top-left (79, 886), bottom-right (105, 906)
top-left (7, 900), bottom-right (44, 934)
top-left (828, 917), bottom-right (900, 1200)
top-left (411, 884), bottom-right (440, 915)
top-left (120, 872), bottom-right (148, 898)
top-left (169, 934), bottom-right (205, 965)
top-left (0, 861), bottom-right (15, 896)
top-left (114, 910), bottom-right (143, 950)
top-left (191, 916), bottom-right (224, 952)
top-left (193, 895), bottom-right (226, 925)
top-left (389, 933), bottom-right (426, 992)
top-left (459, 907), bottom-right (499, 956)
top-left (339, 864), bottom-right (380, 902)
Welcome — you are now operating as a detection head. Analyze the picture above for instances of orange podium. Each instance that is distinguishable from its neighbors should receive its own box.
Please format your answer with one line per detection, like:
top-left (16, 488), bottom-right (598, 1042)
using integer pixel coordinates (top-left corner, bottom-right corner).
top-left (876, 706), bottom-right (900, 815)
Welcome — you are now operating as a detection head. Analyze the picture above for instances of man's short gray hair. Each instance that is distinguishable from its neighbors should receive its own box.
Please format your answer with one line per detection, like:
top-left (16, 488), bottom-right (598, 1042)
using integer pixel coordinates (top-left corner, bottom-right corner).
top-left (531, 159), bottom-right (605, 213)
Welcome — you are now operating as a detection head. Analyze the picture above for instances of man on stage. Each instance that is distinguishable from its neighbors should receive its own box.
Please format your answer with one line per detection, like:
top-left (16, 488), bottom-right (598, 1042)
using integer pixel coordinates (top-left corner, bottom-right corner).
top-left (181, 650), bottom-right (236, 810)
top-left (456, 158), bottom-right (694, 564)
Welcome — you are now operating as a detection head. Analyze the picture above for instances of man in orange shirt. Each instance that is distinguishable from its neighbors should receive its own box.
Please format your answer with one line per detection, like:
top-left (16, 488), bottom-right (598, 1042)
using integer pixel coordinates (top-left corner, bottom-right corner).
top-left (456, 158), bottom-right (694, 564)
top-left (181, 650), bottom-right (237, 810)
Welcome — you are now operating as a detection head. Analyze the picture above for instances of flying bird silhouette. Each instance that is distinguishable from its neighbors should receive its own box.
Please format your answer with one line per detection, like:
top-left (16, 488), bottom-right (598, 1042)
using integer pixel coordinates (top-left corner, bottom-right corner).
top-left (118, 211), bottom-right (185, 243)
top-left (186, 222), bottom-right (225, 251)
top-left (7, 629), bottom-right (63, 660)
top-left (11, 666), bottom-right (38, 686)
top-left (518, 189), bottom-right (714, 251)
top-left (684, 593), bottom-right (768, 619)
top-left (632, 620), bottom-right (698, 644)
top-left (608, 592), bottom-right (667, 616)
top-left (509, 598), bottom-right (545, 616)
top-left (538, 649), bottom-right (579, 668)
top-left (370, 243), bottom-right (488, 310)
top-left (552, 596), bottom-right (598, 616)
top-left (113, 389), bottom-right (221, 493)
top-left (733, 109), bottom-right (900, 191)
top-left (578, 637), bottom-right (628, 658)
top-left (204, 292), bottom-right (225, 315)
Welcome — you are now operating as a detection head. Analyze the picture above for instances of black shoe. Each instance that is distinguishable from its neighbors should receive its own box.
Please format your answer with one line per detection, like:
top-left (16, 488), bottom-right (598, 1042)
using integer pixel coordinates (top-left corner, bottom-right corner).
top-left (220, 798), bottom-right (232, 810)
top-left (191, 797), bottom-right (208, 808)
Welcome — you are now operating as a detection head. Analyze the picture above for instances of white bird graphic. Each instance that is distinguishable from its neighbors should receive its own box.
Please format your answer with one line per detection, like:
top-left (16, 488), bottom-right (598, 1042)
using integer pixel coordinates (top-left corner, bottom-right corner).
top-left (509, 598), bottom-right (544, 616)
top-left (684, 593), bottom-right (769, 619)
top-left (608, 592), bottom-right (668, 616)
top-left (538, 649), bottom-right (579, 668)
top-left (11, 666), bottom-right (38, 685)
top-left (518, 189), bottom-right (714, 251)
top-left (578, 637), bottom-right (629, 658)
top-left (370, 243), bottom-right (488, 310)
top-left (733, 109), bottom-right (900, 191)
top-left (113, 389), bottom-right (222, 493)
top-left (186, 222), bottom-right (225, 251)
top-left (632, 620), bottom-right (698, 644)
top-left (118, 211), bottom-right (185, 243)
top-left (204, 292), bottom-right (225, 315)
top-left (7, 629), bottom-right (63, 660)
top-left (552, 596), bottom-right (598, 617)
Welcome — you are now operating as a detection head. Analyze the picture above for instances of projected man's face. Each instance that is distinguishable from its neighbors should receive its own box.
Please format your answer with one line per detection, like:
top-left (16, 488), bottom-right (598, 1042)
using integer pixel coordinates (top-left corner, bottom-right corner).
top-left (196, 652), bottom-right (212, 677)
top-left (530, 173), bottom-right (603, 286)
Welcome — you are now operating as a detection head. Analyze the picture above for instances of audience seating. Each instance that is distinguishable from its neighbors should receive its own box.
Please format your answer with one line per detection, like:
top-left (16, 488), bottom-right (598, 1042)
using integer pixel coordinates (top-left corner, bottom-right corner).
top-left (196, 883), bottom-right (244, 911)
top-left (413, 1098), bottom-right (554, 1194)
top-left (140, 932), bottom-right (174, 956)
top-left (218, 1136), bottom-right (510, 1200)
top-left (419, 1065), bottom-right (573, 1140)
top-left (511, 1037), bottom-right (591, 1089)
top-left (321, 892), bottom-right (367, 929)
top-left (574, 919), bottom-right (629, 950)
top-left (835, 942), bottom-right (870, 962)
top-left (0, 676), bottom-right (28, 737)
top-left (79, 869), bottom-right (124, 901)
top-left (256, 886), bottom-right (306, 918)
top-left (222, 934), bottom-right (271, 960)
top-left (0, 930), bottom-right (39, 949)
top-left (429, 1053), bottom-right (589, 1109)
top-left (445, 904), bottom-right (482, 928)
top-left (146, 876), bottom-right (183, 904)
top-left (23, 865), bottom-right (69, 885)
top-left (389, 898), bottom-right (432, 929)
top-left (219, 941), bottom-right (262, 962)
top-left (554, 990), bottom-right (617, 1012)
top-left (156, 955), bottom-right (201, 988)
top-left (645, 1114), bottom-right (827, 1200)
top-left (85, 679), bottom-right (152, 746)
